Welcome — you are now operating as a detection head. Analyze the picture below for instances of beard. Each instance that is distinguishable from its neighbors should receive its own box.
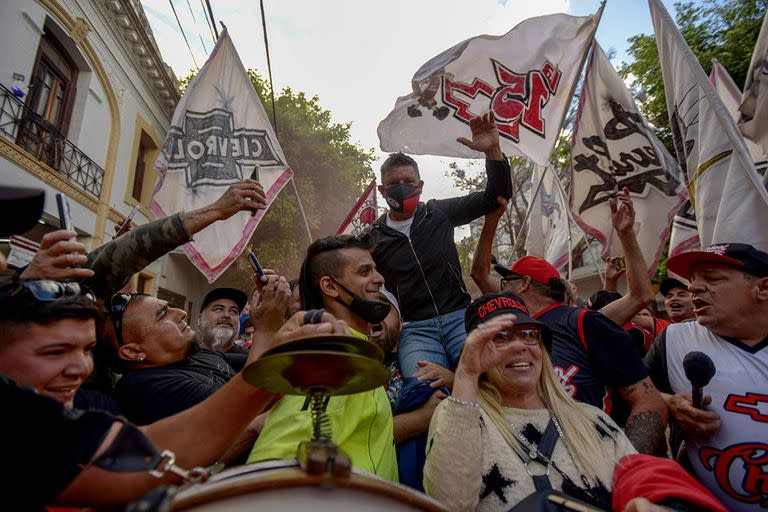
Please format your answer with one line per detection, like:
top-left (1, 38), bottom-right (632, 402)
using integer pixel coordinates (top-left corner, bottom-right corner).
top-left (205, 324), bottom-right (236, 350)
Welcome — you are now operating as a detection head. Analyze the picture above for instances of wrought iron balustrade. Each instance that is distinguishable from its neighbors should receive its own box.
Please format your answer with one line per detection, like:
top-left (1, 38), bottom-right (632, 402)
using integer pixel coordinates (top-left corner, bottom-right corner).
top-left (0, 83), bottom-right (104, 198)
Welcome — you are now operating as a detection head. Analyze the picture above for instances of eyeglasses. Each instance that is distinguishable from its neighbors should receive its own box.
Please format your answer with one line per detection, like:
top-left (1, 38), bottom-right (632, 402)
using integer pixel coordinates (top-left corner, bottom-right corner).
top-left (3, 280), bottom-right (95, 301)
top-left (493, 326), bottom-right (542, 345)
top-left (500, 275), bottom-right (524, 290)
top-left (110, 292), bottom-right (134, 346)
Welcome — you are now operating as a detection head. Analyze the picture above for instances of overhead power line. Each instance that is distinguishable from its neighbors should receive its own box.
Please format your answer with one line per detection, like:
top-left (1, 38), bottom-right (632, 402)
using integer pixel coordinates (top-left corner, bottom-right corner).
top-left (198, 0), bottom-right (216, 43)
top-left (205, 0), bottom-right (219, 39)
top-left (184, 0), bottom-right (208, 54)
top-left (168, 0), bottom-right (200, 69)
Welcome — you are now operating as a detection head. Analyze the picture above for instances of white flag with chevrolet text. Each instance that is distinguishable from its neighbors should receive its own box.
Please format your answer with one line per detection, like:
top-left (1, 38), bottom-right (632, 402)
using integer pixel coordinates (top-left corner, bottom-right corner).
top-left (650, 0), bottom-right (768, 254)
top-left (570, 43), bottom-right (686, 273)
top-left (151, 29), bottom-right (292, 282)
top-left (739, 10), bottom-right (768, 157)
top-left (378, 13), bottom-right (597, 165)
top-left (525, 166), bottom-right (575, 269)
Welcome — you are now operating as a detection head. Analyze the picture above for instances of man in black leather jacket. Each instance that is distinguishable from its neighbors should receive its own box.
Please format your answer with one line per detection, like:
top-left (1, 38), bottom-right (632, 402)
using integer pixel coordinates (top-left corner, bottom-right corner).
top-left (368, 112), bottom-right (513, 377)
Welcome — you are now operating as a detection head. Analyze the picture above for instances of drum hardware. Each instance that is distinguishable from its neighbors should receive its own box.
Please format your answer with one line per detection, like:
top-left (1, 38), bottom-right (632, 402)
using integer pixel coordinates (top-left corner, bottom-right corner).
top-left (243, 334), bottom-right (389, 478)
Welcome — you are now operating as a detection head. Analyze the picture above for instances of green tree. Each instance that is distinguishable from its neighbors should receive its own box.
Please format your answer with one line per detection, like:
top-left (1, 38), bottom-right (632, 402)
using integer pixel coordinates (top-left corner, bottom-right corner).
top-left (178, 70), bottom-right (376, 278)
top-left (619, 0), bottom-right (766, 151)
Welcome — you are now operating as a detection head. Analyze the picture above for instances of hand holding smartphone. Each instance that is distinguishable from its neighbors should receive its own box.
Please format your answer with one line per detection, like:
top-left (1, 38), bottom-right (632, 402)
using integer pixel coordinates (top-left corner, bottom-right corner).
top-left (113, 205), bottom-right (139, 239)
top-left (248, 250), bottom-right (265, 278)
top-left (56, 193), bottom-right (73, 232)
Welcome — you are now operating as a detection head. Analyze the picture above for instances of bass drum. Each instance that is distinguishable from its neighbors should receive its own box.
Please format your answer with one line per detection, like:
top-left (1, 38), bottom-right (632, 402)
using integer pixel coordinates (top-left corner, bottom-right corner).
top-left (172, 460), bottom-right (450, 511)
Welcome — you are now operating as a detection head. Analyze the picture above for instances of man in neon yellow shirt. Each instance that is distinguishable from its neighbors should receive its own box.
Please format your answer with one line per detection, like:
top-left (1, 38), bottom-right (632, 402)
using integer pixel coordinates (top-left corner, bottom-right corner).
top-left (247, 234), bottom-right (398, 482)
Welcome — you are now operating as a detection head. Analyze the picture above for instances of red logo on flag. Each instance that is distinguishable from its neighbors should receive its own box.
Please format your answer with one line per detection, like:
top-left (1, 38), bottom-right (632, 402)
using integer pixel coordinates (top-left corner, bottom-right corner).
top-left (442, 60), bottom-right (562, 143)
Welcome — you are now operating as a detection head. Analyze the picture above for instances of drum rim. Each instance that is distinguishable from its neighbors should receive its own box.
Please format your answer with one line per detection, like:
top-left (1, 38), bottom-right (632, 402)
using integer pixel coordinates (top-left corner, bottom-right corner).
top-left (172, 466), bottom-right (449, 511)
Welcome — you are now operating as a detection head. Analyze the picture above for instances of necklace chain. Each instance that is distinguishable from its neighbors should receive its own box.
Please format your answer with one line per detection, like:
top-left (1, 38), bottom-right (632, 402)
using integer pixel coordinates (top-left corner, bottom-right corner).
top-left (508, 408), bottom-right (603, 506)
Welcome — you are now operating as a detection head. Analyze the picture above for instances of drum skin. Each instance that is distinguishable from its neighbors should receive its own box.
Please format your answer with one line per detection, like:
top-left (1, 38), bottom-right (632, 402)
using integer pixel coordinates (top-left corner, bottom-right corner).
top-left (172, 460), bottom-right (450, 511)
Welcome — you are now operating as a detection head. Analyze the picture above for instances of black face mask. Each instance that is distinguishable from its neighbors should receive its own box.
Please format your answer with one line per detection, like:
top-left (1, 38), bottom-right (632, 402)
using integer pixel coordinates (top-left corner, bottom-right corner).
top-left (332, 279), bottom-right (391, 325)
top-left (384, 182), bottom-right (421, 214)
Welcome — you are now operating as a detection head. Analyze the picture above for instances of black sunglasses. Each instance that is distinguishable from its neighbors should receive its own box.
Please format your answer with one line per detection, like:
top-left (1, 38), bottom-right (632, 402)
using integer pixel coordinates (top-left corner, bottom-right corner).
top-left (110, 292), bottom-right (134, 346)
top-left (4, 280), bottom-right (95, 301)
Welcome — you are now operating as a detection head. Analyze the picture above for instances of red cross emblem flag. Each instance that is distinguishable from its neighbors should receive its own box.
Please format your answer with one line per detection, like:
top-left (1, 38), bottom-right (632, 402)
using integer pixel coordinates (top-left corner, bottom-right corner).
top-left (337, 180), bottom-right (378, 236)
top-left (150, 28), bottom-right (292, 282)
top-left (377, 12), bottom-right (598, 165)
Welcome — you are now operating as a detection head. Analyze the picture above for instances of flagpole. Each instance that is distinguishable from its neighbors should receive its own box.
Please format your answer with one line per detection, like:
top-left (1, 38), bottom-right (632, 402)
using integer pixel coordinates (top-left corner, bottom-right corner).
top-left (509, 164), bottom-right (547, 262)
top-left (550, 0), bottom-right (606, 162)
top-left (290, 178), bottom-right (313, 243)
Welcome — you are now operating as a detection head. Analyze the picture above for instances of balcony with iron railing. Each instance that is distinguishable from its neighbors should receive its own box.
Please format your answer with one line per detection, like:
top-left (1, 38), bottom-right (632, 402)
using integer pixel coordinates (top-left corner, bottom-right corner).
top-left (0, 83), bottom-right (104, 198)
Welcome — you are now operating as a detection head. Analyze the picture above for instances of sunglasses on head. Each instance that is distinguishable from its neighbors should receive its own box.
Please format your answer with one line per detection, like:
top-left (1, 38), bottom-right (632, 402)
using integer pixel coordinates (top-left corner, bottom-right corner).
top-left (3, 280), bottom-right (95, 301)
top-left (110, 292), bottom-right (134, 346)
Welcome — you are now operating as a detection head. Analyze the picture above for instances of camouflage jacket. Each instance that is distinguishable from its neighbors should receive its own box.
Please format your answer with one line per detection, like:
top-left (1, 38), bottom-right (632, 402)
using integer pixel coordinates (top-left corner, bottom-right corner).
top-left (1, 213), bottom-right (191, 300)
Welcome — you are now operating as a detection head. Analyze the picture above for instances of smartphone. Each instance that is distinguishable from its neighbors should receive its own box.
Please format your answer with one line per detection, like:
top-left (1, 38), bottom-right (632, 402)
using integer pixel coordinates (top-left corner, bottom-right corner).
top-left (614, 256), bottom-right (626, 271)
top-left (248, 250), bottom-right (265, 277)
top-left (114, 205), bottom-right (139, 239)
top-left (56, 193), bottom-right (73, 231)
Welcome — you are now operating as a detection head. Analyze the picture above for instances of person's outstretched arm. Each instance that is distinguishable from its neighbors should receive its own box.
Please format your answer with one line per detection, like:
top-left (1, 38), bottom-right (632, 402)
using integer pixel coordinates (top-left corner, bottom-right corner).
top-left (55, 311), bottom-right (349, 505)
top-left (437, 113), bottom-right (513, 227)
top-left (600, 188), bottom-right (654, 326)
top-left (470, 197), bottom-right (506, 294)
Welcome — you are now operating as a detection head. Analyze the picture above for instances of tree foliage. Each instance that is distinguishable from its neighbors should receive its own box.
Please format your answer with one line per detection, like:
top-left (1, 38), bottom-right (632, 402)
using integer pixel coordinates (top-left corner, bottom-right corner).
top-left (178, 70), bottom-right (375, 278)
top-left (619, 0), bottom-right (767, 151)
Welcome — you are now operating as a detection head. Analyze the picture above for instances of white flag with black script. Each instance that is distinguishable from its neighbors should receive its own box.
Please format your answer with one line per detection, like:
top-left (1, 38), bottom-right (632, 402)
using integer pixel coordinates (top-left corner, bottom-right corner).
top-left (378, 13), bottom-right (597, 165)
top-left (151, 28), bottom-right (292, 282)
top-left (570, 42), bottom-right (685, 272)
top-left (650, 0), bottom-right (768, 254)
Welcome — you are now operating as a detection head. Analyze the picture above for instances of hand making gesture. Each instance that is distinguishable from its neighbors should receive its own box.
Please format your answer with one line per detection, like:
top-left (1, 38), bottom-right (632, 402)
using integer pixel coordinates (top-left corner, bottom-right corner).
top-left (457, 111), bottom-right (503, 160)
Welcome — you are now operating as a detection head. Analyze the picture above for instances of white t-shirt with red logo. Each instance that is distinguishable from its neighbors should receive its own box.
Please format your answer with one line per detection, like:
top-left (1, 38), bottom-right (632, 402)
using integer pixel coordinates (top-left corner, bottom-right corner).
top-left (664, 321), bottom-right (768, 511)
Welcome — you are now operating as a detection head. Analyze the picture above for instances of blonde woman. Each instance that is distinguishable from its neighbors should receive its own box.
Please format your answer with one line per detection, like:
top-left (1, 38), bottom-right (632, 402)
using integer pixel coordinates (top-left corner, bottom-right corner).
top-left (423, 292), bottom-right (638, 511)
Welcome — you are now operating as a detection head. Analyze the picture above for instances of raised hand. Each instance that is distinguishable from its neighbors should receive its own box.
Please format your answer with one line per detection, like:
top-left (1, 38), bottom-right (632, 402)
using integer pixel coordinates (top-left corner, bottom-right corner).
top-left (610, 187), bottom-right (635, 235)
top-left (486, 196), bottom-right (508, 223)
top-left (456, 314), bottom-right (520, 379)
top-left (456, 111), bottom-right (503, 160)
top-left (249, 273), bottom-right (290, 334)
top-left (604, 256), bottom-right (626, 284)
top-left (210, 180), bottom-right (267, 220)
top-left (19, 230), bottom-right (94, 280)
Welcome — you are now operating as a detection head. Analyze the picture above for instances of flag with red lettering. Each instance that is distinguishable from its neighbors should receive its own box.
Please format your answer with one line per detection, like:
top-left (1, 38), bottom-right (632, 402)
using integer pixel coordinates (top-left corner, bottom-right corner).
top-left (337, 180), bottom-right (378, 236)
top-left (739, 10), bottom-right (768, 157)
top-left (377, 13), bottom-right (598, 165)
top-left (650, 0), bottom-right (768, 254)
top-left (570, 42), bottom-right (686, 272)
top-left (151, 29), bottom-right (292, 282)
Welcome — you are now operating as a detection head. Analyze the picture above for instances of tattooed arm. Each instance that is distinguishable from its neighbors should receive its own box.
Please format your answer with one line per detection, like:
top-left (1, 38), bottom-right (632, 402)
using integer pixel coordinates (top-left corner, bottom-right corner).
top-left (618, 377), bottom-right (668, 455)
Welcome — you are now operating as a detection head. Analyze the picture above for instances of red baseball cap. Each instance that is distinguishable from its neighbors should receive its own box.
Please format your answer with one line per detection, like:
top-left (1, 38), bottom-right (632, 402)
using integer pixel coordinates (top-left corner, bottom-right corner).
top-left (666, 243), bottom-right (768, 280)
top-left (495, 256), bottom-right (561, 286)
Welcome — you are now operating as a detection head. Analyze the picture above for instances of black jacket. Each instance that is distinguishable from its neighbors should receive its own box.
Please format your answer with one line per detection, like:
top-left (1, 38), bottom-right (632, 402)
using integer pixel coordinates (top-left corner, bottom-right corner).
top-left (369, 158), bottom-right (512, 322)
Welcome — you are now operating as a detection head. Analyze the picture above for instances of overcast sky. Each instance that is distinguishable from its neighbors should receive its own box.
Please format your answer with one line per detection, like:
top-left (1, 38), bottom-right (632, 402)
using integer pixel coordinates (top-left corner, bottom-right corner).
top-left (141, 0), bottom-right (681, 235)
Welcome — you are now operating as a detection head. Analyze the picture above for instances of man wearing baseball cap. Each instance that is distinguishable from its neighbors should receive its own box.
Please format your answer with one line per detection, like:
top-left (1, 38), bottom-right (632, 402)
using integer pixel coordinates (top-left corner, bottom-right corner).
top-left (487, 256), bottom-right (667, 455)
top-left (644, 243), bottom-right (768, 511)
top-left (659, 277), bottom-right (694, 324)
top-left (198, 287), bottom-right (249, 354)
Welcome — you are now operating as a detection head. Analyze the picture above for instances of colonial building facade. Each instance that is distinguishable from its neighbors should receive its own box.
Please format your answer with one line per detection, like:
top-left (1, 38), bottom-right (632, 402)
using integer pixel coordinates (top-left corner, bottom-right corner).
top-left (0, 0), bottom-right (220, 318)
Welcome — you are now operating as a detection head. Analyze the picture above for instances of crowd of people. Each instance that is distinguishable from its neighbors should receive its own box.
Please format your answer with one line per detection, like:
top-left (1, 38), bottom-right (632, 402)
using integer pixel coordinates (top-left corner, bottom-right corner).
top-left (0, 115), bottom-right (765, 511)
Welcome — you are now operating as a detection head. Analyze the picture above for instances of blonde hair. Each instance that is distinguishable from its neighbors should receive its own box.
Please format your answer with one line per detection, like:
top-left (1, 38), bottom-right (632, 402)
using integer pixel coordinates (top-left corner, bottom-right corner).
top-left (477, 350), bottom-right (611, 481)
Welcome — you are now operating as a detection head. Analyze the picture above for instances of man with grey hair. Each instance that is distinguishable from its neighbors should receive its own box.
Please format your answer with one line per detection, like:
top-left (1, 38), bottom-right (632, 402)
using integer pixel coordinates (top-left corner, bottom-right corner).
top-left (198, 288), bottom-right (249, 354)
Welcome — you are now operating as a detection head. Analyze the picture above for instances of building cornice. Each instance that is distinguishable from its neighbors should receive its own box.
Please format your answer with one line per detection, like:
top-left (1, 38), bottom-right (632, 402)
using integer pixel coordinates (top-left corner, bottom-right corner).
top-left (99, 0), bottom-right (180, 114)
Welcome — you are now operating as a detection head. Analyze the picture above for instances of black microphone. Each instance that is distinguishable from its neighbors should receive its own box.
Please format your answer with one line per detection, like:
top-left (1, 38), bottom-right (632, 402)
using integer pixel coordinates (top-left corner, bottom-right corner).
top-left (683, 351), bottom-right (716, 409)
